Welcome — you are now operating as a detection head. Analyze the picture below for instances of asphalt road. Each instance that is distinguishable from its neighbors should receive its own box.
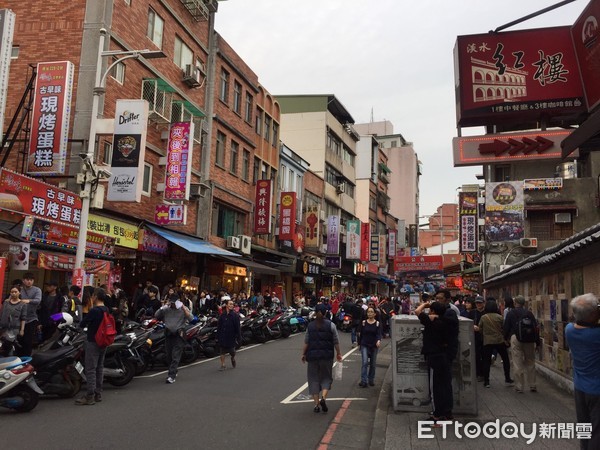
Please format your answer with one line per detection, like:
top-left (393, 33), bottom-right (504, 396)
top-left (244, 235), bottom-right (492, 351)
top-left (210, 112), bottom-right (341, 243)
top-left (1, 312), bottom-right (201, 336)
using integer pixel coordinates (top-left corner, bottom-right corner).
top-left (0, 330), bottom-right (370, 449)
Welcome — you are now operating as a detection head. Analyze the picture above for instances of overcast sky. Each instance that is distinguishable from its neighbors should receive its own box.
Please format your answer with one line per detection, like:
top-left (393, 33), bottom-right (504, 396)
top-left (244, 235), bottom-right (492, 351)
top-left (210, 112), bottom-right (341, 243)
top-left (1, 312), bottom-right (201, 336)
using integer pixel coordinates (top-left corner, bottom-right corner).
top-left (216, 0), bottom-right (586, 217)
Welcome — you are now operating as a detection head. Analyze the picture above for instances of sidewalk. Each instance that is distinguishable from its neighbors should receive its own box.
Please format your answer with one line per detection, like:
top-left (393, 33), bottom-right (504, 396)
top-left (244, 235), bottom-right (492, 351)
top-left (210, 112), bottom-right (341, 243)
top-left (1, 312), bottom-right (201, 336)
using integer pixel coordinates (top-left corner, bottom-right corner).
top-left (373, 340), bottom-right (580, 449)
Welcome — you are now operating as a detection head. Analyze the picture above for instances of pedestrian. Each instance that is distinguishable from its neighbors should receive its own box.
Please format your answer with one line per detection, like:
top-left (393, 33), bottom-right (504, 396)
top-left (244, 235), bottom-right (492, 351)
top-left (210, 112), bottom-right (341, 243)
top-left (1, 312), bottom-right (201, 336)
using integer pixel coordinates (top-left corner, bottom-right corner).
top-left (301, 303), bottom-right (343, 413)
top-left (415, 300), bottom-right (454, 422)
top-left (469, 295), bottom-right (486, 381)
top-left (62, 285), bottom-right (82, 323)
top-left (565, 293), bottom-right (600, 450)
top-left (217, 296), bottom-right (241, 371)
top-left (479, 300), bottom-right (513, 388)
top-left (16, 272), bottom-right (42, 357)
top-left (503, 296), bottom-right (515, 320)
top-left (357, 306), bottom-right (382, 387)
top-left (350, 298), bottom-right (364, 347)
top-left (0, 287), bottom-right (27, 356)
top-left (76, 288), bottom-right (109, 405)
top-left (155, 294), bottom-right (193, 384)
top-left (503, 294), bottom-right (539, 393)
top-left (40, 280), bottom-right (61, 342)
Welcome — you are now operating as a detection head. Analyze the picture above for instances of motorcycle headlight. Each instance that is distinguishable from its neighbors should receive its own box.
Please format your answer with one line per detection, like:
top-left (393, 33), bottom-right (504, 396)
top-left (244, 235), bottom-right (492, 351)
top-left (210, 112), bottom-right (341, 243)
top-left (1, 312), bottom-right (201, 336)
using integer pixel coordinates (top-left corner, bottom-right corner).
top-left (146, 339), bottom-right (153, 347)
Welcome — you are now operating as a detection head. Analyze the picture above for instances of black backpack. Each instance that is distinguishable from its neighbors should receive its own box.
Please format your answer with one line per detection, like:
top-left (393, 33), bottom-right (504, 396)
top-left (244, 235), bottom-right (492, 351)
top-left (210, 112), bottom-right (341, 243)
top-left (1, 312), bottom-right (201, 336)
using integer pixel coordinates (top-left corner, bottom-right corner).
top-left (515, 314), bottom-right (537, 343)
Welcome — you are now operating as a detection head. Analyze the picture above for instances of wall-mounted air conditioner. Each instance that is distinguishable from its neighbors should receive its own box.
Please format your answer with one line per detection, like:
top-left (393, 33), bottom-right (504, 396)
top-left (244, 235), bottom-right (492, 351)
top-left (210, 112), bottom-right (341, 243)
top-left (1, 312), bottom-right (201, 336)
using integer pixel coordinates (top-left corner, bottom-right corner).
top-left (226, 236), bottom-right (240, 249)
top-left (183, 64), bottom-right (202, 88)
top-left (336, 182), bottom-right (346, 194)
top-left (519, 237), bottom-right (538, 248)
top-left (238, 235), bottom-right (251, 254)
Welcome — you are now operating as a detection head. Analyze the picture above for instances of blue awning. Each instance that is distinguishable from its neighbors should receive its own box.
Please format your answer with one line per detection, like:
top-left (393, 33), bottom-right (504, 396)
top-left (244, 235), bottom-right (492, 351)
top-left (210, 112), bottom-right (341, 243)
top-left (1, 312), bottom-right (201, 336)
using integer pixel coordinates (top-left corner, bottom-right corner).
top-left (379, 276), bottom-right (396, 284)
top-left (146, 224), bottom-right (238, 256)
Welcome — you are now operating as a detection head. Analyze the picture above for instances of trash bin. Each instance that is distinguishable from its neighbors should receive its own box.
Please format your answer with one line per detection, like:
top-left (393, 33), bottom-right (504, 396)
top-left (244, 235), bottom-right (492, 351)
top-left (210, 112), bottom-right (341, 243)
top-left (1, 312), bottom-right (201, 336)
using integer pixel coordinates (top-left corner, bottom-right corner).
top-left (391, 315), bottom-right (477, 415)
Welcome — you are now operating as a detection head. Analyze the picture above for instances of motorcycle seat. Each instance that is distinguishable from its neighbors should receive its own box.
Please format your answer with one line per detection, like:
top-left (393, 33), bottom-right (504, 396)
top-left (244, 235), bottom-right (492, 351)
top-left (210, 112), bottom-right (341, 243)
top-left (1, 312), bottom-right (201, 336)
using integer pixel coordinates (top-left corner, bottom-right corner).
top-left (31, 345), bottom-right (74, 367)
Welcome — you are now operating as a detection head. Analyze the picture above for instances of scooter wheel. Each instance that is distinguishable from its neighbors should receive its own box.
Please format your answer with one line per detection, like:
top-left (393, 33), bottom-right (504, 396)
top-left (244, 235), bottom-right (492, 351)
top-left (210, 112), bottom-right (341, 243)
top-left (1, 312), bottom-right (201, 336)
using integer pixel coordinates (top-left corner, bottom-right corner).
top-left (181, 342), bottom-right (199, 365)
top-left (106, 359), bottom-right (136, 387)
top-left (281, 325), bottom-right (292, 339)
top-left (57, 371), bottom-right (82, 398)
top-left (10, 385), bottom-right (40, 412)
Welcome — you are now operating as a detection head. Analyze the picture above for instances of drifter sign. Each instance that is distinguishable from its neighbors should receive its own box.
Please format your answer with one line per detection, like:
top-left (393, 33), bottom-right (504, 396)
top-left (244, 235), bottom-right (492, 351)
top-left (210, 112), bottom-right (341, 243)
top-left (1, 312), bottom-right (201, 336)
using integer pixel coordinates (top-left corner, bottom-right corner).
top-left (107, 100), bottom-right (149, 202)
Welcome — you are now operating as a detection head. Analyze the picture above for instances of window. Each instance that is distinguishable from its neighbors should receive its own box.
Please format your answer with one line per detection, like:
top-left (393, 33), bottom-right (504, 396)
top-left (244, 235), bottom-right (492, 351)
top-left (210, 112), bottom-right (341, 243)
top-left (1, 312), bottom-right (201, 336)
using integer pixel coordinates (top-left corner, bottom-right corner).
top-left (142, 163), bottom-right (152, 195)
top-left (343, 148), bottom-right (355, 167)
top-left (212, 204), bottom-right (244, 238)
top-left (216, 131), bottom-right (225, 167)
top-left (230, 140), bottom-right (239, 174)
top-left (391, 140), bottom-right (397, 147)
top-left (242, 150), bottom-right (250, 181)
top-left (233, 81), bottom-right (242, 114)
top-left (11, 46), bottom-right (19, 59)
top-left (174, 36), bottom-right (193, 70)
top-left (103, 141), bottom-right (113, 165)
top-left (245, 93), bottom-right (253, 123)
top-left (147, 9), bottom-right (164, 49)
top-left (272, 122), bottom-right (279, 147)
top-left (528, 211), bottom-right (573, 240)
top-left (494, 165), bottom-right (511, 182)
top-left (264, 115), bottom-right (271, 142)
top-left (369, 195), bottom-right (377, 211)
top-left (253, 156), bottom-right (260, 184)
top-left (261, 162), bottom-right (268, 180)
top-left (110, 58), bottom-right (126, 84)
top-left (219, 68), bottom-right (229, 103)
top-left (255, 107), bottom-right (263, 135)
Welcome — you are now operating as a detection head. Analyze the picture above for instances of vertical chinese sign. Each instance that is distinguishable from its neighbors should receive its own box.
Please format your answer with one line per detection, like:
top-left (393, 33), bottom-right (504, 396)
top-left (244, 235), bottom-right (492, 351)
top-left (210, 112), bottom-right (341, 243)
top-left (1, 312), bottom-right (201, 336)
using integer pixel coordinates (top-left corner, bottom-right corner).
top-left (326, 215), bottom-right (340, 255)
top-left (107, 99), bottom-right (149, 202)
top-left (345, 219), bottom-right (361, 260)
top-left (0, 9), bottom-right (15, 144)
top-left (484, 181), bottom-right (524, 242)
top-left (27, 61), bottom-right (74, 175)
top-left (304, 205), bottom-right (320, 247)
top-left (278, 192), bottom-right (296, 240)
top-left (253, 180), bottom-right (272, 234)
top-left (370, 233), bottom-right (379, 264)
top-left (360, 222), bottom-right (370, 262)
top-left (164, 122), bottom-right (194, 200)
top-left (378, 234), bottom-right (387, 267)
top-left (459, 191), bottom-right (478, 253)
top-left (387, 229), bottom-right (396, 260)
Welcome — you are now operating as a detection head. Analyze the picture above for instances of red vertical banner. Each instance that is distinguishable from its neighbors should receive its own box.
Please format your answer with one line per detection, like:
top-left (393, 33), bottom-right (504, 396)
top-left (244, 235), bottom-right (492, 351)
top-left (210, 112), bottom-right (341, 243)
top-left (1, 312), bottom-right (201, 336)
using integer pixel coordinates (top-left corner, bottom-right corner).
top-left (360, 222), bottom-right (370, 263)
top-left (164, 122), bottom-right (193, 200)
top-left (0, 257), bottom-right (7, 300)
top-left (71, 268), bottom-right (85, 293)
top-left (278, 192), bottom-right (296, 240)
top-left (253, 180), bottom-right (272, 235)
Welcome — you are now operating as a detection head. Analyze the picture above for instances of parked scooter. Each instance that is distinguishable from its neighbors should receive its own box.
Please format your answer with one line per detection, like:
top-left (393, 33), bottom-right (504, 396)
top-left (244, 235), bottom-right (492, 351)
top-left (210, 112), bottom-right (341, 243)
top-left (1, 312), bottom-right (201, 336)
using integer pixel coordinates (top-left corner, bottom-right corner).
top-left (0, 356), bottom-right (43, 412)
top-left (31, 345), bottom-right (83, 398)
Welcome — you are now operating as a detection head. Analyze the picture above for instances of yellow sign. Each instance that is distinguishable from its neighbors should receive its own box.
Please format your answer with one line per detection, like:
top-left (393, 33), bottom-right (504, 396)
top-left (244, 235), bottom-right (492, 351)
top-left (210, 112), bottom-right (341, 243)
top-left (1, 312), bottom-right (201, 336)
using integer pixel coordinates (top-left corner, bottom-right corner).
top-left (224, 264), bottom-right (247, 276)
top-left (88, 214), bottom-right (139, 249)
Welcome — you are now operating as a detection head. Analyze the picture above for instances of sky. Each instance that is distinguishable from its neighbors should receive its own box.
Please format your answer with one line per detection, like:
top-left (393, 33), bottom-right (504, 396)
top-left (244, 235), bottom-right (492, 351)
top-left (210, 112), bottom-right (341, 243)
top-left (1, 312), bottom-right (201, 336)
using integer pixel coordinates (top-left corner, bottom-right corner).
top-left (216, 0), bottom-right (586, 217)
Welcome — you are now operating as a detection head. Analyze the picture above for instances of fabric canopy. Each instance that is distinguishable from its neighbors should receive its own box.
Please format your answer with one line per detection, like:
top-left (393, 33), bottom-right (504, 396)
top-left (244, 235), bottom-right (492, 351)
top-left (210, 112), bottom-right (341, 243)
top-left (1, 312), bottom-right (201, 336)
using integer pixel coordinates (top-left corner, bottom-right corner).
top-left (217, 255), bottom-right (280, 276)
top-left (145, 225), bottom-right (238, 256)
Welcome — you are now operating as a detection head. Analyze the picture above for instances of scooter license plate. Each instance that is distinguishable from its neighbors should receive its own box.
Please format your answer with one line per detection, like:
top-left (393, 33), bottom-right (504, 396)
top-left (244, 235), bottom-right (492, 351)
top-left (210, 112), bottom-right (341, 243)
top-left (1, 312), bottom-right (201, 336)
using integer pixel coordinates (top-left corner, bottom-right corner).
top-left (75, 362), bottom-right (84, 374)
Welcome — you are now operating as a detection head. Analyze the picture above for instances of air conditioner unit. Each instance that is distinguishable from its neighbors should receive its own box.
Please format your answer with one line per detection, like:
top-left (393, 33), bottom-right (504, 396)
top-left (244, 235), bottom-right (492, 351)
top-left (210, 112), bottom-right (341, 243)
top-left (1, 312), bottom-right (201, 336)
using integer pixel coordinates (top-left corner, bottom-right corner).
top-left (183, 64), bottom-right (202, 88)
top-left (189, 183), bottom-right (209, 198)
top-left (519, 237), bottom-right (538, 248)
top-left (238, 235), bottom-right (251, 254)
top-left (554, 212), bottom-right (572, 223)
top-left (340, 225), bottom-right (346, 235)
top-left (319, 210), bottom-right (326, 222)
top-left (226, 236), bottom-right (240, 249)
top-left (336, 182), bottom-right (346, 194)
top-left (321, 244), bottom-right (328, 254)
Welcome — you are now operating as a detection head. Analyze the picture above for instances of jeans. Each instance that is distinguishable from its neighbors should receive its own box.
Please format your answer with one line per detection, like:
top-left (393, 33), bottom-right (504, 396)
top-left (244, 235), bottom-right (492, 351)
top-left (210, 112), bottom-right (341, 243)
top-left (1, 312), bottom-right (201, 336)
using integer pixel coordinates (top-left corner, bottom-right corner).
top-left (427, 352), bottom-right (453, 418)
top-left (351, 325), bottom-right (358, 344)
top-left (165, 334), bottom-right (184, 378)
top-left (16, 320), bottom-right (38, 357)
top-left (85, 340), bottom-right (107, 396)
top-left (483, 343), bottom-right (511, 384)
top-left (360, 345), bottom-right (378, 383)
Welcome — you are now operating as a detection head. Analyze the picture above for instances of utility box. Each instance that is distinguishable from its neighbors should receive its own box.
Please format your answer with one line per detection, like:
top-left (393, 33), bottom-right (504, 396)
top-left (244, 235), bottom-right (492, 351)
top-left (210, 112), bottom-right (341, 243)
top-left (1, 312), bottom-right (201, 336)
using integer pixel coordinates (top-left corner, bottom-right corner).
top-left (391, 315), bottom-right (477, 415)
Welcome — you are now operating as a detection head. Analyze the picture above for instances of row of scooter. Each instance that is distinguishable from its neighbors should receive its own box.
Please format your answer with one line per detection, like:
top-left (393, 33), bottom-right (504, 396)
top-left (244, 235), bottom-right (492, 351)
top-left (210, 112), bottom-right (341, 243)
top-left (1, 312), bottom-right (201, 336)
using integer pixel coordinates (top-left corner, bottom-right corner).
top-left (0, 306), bottom-right (315, 413)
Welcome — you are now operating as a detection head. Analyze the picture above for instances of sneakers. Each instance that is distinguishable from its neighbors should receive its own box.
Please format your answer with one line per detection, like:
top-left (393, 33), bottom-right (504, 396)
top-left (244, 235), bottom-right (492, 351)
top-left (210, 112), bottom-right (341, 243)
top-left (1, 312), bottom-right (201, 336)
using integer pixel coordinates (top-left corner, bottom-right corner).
top-left (219, 366), bottom-right (226, 371)
top-left (484, 383), bottom-right (490, 388)
top-left (94, 393), bottom-right (102, 402)
top-left (75, 395), bottom-right (95, 406)
top-left (352, 342), bottom-right (358, 348)
top-left (313, 405), bottom-right (320, 413)
top-left (530, 387), bottom-right (537, 392)
top-left (231, 357), bottom-right (236, 368)
top-left (505, 379), bottom-right (515, 385)
top-left (515, 388), bottom-right (523, 393)
top-left (166, 377), bottom-right (175, 384)
top-left (368, 380), bottom-right (375, 386)
top-left (358, 381), bottom-right (368, 388)
top-left (319, 398), bottom-right (328, 413)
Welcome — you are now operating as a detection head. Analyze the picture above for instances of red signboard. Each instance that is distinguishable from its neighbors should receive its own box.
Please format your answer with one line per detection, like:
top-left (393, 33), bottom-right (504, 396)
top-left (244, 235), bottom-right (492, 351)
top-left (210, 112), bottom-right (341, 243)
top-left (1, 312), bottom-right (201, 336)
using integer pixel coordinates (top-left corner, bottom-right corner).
top-left (278, 192), bottom-right (296, 240)
top-left (138, 228), bottom-right (168, 254)
top-left (0, 257), bottom-right (6, 301)
top-left (572, 0), bottom-right (600, 111)
top-left (459, 192), bottom-right (478, 253)
top-left (394, 255), bottom-right (443, 273)
top-left (154, 204), bottom-right (187, 225)
top-left (0, 168), bottom-right (82, 225)
top-left (253, 180), bottom-right (272, 235)
top-left (39, 252), bottom-right (111, 273)
top-left (164, 122), bottom-right (192, 200)
top-left (455, 27), bottom-right (585, 127)
top-left (360, 222), bottom-right (370, 263)
top-left (27, 61), bottom-right (74, 175)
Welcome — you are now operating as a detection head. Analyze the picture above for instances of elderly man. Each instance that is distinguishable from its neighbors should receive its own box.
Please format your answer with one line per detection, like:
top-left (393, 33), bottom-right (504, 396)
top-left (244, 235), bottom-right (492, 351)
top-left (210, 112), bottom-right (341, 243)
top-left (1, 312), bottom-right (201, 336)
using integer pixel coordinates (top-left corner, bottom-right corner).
top-left (565, 293), bottom-right (600, 450)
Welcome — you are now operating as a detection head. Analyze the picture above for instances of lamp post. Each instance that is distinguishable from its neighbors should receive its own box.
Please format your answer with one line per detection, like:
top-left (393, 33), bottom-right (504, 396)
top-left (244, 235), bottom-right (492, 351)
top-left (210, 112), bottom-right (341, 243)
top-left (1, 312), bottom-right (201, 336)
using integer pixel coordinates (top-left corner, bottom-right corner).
top-left (74, 29), bottom-right (165, 270)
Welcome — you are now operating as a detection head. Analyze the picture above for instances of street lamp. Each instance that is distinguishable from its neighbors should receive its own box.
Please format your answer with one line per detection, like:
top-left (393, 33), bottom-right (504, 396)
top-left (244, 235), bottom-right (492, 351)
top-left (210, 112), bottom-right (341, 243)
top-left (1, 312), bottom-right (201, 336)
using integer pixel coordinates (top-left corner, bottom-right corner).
top-left (74, 28), bottom-right (165, 270)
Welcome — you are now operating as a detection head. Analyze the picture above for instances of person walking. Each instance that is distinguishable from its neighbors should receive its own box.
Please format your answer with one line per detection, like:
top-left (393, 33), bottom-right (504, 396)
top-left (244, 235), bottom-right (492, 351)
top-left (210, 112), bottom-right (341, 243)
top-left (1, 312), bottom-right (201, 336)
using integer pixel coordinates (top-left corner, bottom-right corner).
top-left (301, 303), bottom-right (343, 413)
top-left (357, 306), bottom-right (382, 387)
top-left (17, 272), bottom-right (42, 357)
top-left (76, 288), bottom-right (109, 405)
top-left (217, 296), bottom-right (241, 371)
top-left (469, 295), bottom-right (486, 381)
top-left (565, 293), bottom-right (600, 450)
top-left (479, 301), bottom-right (513, 388)
top-left (503, 294), bottom-right (539, 393)
top-left (0, 287), bottom-right (27, 356)
top-left (155, 294), bottom-right (193, 384)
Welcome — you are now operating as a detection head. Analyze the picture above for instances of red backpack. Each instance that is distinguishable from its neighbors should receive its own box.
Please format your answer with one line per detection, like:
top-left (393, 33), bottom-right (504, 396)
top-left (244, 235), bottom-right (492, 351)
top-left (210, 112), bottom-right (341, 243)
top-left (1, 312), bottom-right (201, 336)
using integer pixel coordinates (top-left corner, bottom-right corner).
top-left (95, 311), bottom-right (117, 347)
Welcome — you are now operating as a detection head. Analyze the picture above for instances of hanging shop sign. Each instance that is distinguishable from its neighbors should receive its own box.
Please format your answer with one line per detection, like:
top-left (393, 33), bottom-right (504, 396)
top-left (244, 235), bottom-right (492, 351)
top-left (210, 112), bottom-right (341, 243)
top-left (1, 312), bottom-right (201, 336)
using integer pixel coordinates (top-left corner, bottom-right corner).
top-left (378, 235), bottom-right (387, 267)
top-left (297, 260), bottom-right (321, 276)
top-left (0, 257), bottom-right (6, 300)
top-left (21, 216), bottom-right (115, 257)
top-left (325, 256), bottom-right (341, 269)
top-left (37, 251), bottom-right (111, 273)
top-left (454, 26), bottom-right (585, 128)
top-left (224, 264), bottom-right (247, 276)
top-left (138, 228), bottom-right (168, 255)
top-left (278, 192), bottom-right (297, 240)
top-left (293, 223), bottom-right (305, 253)
top-left (154, 204), bottom-right (187, 225)
top-left (0, 168), bottom-right (82, 225)
top-left (88, 213), bottom-right (139, 249)
top-left (327, 215), bottom-right (340, 255)
top-left (370, 234), bottom-right (379, 263)
top-left (0, 9), bottom-right (15, 145)
top-left (345, 220), bottom-right (361, 260)
top-left (164, 122), bottom-right (193, 200)
top-left (459, 192), bottom-right (478, 253)
top-left (107, 99), bottom-right (149, 202)
top-left (484, 181), bottom-right (525, 243)
top-left (387, 229), bottom-right (396, 260)
top-left (360, 222), bottom-right (370, 263)
top-left (394, 255), bottom-right (443, 274)
top-left (523, 178), bottom-right (563, 190)
top-left (253, 180), bottom-right (272, 235)
top-left (304, 205), bottom-right (320, 248)
top-left (572, 0), bottom-right (600, 111)
top-left (27, 61), bottom-right (74, 175)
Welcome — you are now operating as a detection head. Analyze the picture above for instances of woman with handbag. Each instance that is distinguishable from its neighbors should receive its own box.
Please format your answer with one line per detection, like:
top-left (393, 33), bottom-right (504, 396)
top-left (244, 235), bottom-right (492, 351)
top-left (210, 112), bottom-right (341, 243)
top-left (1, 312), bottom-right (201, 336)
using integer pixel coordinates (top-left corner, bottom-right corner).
top-left (479, 300), bottom-right (513, 388)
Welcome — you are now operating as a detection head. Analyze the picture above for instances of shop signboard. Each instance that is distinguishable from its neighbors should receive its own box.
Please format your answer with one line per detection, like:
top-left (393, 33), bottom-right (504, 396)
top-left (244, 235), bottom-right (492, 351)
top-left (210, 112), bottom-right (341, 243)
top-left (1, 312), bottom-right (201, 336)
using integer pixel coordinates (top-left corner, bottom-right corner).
top-left (459, 191), bottom-right (478, 253)
top-left (0, 9), bottom-right (15, 144)
top-left (378, 234), bottom-right (387, 267)
top-left (360, 222), bottom-right (370, 263)
top-left (278, 192), bottom-right (296, 240)
top-left (38, 251), bottom-right (110, 273)
top-left (154, 204), bottom-right (187, 225)
top-left (345, 220), bottom-right (361, 260)
top-left (572, 0), bottom-right (600, 111)
top-left (0, 257), bottom-right (6, 300)
top-left (326, 215), bottom-right (340, 255)
top-left (370, 234), bottom-right (379, 263)
top-left (253, 180), bottom-right (272, 234)
top-left (88, 213), bottom-right (139, 249)
top-left (164, 122), bottom-right (193, 200)
top-left (27, 61), bottom-right (74, 175)
top-left (387, 229), bottom-right (396, 259)
top-left (297, 260), bottom-right (321, 276)
top-left (304, 205), bottom-right (320, 247)
top-left (138, 228), bottom-right (168, 255)
top-left (484, 181), bottom-right (525, 242)
top-left (325, 256), bottom-right (341, 269)
top-left (394, 255), bottom-right (443, 275)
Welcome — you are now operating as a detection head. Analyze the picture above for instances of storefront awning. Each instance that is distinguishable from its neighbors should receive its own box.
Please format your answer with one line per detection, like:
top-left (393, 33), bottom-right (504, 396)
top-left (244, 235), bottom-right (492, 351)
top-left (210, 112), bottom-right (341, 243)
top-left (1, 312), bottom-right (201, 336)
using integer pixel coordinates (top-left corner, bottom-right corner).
top-left (145, 225), bottom-right (238, 256)
top-left (216, 255), bottom-right (280, 276)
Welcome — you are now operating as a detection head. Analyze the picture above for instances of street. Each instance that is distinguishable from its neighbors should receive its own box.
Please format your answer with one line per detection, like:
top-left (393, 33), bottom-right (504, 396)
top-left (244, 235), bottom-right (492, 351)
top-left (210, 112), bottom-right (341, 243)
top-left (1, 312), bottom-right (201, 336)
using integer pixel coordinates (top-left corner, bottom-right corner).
top-left (0, 331), bottom-right (376, 449)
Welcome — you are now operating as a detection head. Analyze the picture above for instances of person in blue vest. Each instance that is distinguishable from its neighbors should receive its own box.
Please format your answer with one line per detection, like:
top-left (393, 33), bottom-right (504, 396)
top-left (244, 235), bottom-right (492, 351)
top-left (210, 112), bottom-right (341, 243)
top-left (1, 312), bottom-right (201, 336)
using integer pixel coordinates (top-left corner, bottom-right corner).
top-left (301, 303), bottom-right (342, 413)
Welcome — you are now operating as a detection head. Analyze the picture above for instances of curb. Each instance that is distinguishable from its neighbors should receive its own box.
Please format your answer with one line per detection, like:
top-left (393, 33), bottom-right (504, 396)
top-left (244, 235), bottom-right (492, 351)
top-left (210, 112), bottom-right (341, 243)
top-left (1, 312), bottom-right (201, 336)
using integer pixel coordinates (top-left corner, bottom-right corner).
top-left (369, 341), bottom-right (392, 450)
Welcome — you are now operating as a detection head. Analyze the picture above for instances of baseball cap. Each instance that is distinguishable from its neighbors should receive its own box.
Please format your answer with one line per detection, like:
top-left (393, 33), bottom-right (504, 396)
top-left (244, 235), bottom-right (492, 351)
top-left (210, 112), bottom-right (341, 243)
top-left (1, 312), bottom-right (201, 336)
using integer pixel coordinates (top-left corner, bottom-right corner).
top-left (514, 295), bottom-right (526, 305)
top-left (475, 295), bottom-right (484, 303)
top-left (315, 304), bottom-right (327, 315)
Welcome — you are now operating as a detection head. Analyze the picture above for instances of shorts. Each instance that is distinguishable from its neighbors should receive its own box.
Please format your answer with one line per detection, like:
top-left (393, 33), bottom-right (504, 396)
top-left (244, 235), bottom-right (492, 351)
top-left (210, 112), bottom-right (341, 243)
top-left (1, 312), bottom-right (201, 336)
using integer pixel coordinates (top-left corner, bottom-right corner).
top-left (219, 346), bottom-right (236, 357)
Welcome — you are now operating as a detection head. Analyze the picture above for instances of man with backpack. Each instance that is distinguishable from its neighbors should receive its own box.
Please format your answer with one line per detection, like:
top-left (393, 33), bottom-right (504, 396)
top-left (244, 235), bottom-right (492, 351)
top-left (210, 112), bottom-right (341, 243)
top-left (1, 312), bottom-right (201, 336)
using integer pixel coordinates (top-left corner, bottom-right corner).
top-left (503, 294), bottom-right (539, 394)
top-left (76, 288), bottom-right (112, 405)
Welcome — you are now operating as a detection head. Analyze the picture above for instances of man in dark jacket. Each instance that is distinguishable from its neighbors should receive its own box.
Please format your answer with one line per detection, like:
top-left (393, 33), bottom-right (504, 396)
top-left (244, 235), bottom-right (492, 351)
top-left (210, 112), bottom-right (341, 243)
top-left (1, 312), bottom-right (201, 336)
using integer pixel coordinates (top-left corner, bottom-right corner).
top-left (217, 296), bottom-right (241, 371)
